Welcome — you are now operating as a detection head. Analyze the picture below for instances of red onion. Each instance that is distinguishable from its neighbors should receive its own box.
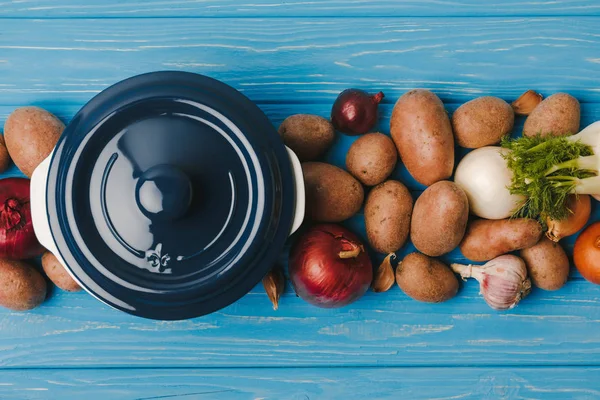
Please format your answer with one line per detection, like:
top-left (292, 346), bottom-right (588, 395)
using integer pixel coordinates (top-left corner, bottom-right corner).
top-left (331, 89), bottom-right (384, 135)
top-left (0, 178), bottom-right (44, 259)
top-left (289, 224), bottom-right (372, 308)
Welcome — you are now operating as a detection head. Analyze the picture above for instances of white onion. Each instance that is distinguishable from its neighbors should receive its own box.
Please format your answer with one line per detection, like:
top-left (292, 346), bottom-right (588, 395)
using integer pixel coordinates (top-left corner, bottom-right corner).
top-left (454, 146), bottom-right (524, 220)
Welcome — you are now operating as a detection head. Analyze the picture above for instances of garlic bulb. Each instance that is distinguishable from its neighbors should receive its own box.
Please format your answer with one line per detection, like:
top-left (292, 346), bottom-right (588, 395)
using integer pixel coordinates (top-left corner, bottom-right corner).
top-left (451, 255), bottom-right (532, 310)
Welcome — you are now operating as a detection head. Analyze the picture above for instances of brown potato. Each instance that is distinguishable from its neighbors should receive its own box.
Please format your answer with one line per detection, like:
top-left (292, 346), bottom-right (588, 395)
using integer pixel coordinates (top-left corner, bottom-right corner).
top-left (4, 107), bottom-right (64, 177)
top-left (278, 114), bottom-right (335, 161)
top-left (346, 132), bottom-right (397, 186)
top-left (0, 259), bottom-right (46, 311)
top-left (390, 89), bottom-right (454, 186)
top-left (0, 136), bottom-right (10, 173)
top-left (364, 180), bottom-right (413, 253)
top-left (520, 237), bottom-right (569, 291)
top-left (460, 218), bottom-right (543, 262)
top-left (452, 96), bottom-right (514, 148)
top-left (411, 181), bottom-right (469, 256)
top-left (523, 93), bottom-right (580, 137)
top-left (396, 253), bottom-right (458, 303)
top-left (42, 252), bottom-right (82, 292)
top-left (302, 162), bottom-right (364, 222)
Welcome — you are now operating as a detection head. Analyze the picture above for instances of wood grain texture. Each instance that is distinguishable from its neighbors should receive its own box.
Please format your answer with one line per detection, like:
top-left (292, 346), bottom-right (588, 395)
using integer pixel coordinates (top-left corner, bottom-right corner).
top-left (1, 18), bottom-right (600, 105)
top-left (0, 268), bottom-right (599, 368)
top-left (1, 4), bottom-right (600, 394)
top-left (0, 367), bottom-right (599, 399)
top-left (1, 0), bottom-right (599, 18)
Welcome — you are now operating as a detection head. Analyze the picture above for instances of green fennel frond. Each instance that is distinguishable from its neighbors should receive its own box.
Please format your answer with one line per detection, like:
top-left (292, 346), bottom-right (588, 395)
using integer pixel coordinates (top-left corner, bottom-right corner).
top-left (501, 134), bottom-right (595, 221)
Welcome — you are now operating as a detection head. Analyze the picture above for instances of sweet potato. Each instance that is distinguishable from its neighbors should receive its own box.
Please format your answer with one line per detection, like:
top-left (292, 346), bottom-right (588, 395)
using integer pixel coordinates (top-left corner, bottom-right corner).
top-left (460, 218), bottom-right (543, 262)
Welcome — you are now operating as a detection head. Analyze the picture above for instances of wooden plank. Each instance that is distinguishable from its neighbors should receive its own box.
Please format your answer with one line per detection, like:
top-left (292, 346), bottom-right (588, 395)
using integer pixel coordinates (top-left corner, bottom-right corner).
top-left (1, 271), bottom-right (600, 368)
top-left (1, 18), bottom-right (600, 105)
top-left (0, 367), bottom-right (599, 399)
top-left (1, 0), bottom-right (599, 18)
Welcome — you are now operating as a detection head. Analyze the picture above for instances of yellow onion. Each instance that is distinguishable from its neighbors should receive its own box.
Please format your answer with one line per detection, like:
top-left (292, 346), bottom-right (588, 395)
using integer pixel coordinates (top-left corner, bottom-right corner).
top-left (546, 194), bottom-right (591, 242)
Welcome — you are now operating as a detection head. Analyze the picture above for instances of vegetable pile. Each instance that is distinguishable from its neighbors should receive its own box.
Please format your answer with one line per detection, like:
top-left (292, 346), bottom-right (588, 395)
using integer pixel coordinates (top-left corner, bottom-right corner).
top-left (270, 87), bottom-right (600, 312)
top-left (0, 107), bottom-right (81, 312)
top-left (2, 87), bottom-right (599, 316)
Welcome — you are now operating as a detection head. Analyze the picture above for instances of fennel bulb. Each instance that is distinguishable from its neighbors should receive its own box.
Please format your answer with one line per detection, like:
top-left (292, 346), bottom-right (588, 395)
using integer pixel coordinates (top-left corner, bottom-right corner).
top-left (454, 146), bottom-right (525, 220)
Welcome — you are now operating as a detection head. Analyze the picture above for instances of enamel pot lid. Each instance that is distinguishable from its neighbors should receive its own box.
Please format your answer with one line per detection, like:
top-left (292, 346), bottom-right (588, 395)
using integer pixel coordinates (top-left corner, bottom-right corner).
top-left (32, 72), bottom-right (302, 320)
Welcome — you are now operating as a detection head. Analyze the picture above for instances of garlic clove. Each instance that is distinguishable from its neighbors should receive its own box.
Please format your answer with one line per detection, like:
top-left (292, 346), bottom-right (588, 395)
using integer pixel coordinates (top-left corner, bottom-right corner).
top-left (262, 265), bottom-right (285, 310)
top-left (371, 253), bottom-right (396, 293)
top-left (451, 255), bottom-right (531, 310)
top-left (512, 90), bottom-right (543, 115)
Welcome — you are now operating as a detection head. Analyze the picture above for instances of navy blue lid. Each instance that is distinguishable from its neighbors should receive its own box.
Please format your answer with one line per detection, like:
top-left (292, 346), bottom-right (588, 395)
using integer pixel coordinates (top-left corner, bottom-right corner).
top-left (46, 72), bottom-right (295, 320)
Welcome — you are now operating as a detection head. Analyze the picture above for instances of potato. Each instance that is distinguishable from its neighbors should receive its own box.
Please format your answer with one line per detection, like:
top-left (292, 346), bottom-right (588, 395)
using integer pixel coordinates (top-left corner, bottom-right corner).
top-left (396, 253), bottom-right (458, 303)
top-left (42, 252), bottom-right (81, 292)
top-left (364, 180), bottom-right (413, 253)
top-left (0, 259), bottom-right (46, 311)
top-left (346, 132), bottom-right (397, 186)
top-left (278, 114), bottom-right (335, 161)
top-left (302, 162), bottom-right (364, 222)
top-left (0, 136), bottom-right (10, 173)
top-left (411, 181), bottom-right (469, 256)
top-left (390, 89), bottom-right (454, 186)
top-left (452, 96), bottom-right (514, 148)
top-left (4, 107), bottom-right (64, 177)
top-left (523, 93), bottom-right (580, 137)
top-left (460, 218), bottom-right (543, 262)
top-left (520, 237), bottom-right (569, 291)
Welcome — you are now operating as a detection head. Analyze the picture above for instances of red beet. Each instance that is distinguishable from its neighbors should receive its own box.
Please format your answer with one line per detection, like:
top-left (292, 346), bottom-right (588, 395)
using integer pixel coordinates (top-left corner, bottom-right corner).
top-left (0, 178), bottom-right (44, 259)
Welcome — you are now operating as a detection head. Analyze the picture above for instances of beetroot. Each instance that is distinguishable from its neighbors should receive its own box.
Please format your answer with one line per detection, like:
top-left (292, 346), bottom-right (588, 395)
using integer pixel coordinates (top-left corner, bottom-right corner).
top-left (0, 178), bottom-right (44, 259)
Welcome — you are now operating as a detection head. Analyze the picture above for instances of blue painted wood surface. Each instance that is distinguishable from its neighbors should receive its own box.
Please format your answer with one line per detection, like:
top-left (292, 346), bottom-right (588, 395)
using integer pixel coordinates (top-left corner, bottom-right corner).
top-left (1, 0), bottom-right (600, 17)
top-left (1, 367), bottom-right (600, 399)
top-left (2, 1), bottom-right (600, 398)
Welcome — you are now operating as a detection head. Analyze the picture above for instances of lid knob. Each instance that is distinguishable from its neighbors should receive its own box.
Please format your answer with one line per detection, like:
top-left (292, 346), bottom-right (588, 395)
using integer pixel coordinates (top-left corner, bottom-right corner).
top-left (136, 165), bottom-right (193, 221)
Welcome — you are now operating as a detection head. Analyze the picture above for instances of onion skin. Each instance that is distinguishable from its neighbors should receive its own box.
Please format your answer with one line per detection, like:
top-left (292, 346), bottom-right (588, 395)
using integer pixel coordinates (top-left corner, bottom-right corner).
top-left (289, 224), bottom-right (373, 308)
top-left (331, 89), bottom-right (384, 135)
top-left (546, 195), bottom-right (591, 242)
top-left (0, 178), bottom-right (44, 259)
top-left (574, 222), bottom-right (600, 285)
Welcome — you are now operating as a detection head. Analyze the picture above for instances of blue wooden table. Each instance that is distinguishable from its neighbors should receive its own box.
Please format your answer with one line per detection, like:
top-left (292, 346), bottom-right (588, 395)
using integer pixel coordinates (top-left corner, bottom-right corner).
top-left (2, 1), bottom-right (600, 399)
